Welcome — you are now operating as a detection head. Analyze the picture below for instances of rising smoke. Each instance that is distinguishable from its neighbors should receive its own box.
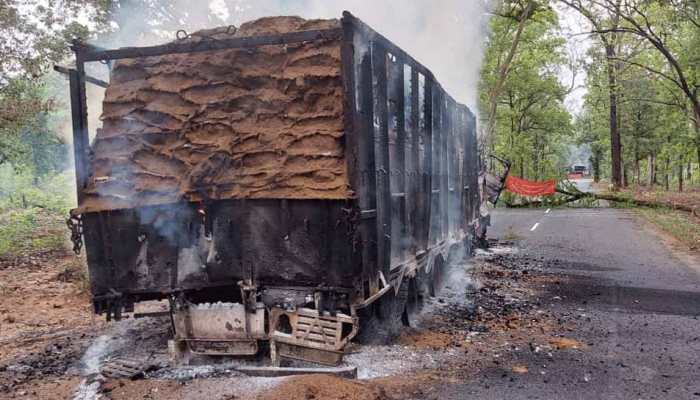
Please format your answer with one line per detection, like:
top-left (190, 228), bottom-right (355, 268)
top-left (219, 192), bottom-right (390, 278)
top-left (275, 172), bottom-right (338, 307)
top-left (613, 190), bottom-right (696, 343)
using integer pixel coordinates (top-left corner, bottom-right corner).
top-left (97, 0), bottom-right (491, 109)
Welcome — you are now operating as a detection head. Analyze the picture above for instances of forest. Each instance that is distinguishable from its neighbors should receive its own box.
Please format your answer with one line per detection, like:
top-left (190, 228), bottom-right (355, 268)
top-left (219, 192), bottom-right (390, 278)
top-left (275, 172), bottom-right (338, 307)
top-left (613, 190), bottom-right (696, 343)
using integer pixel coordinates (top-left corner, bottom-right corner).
top-left (481, 0), bottom-right (700, 193)
top-left (0, 0), bottom-right (699, 248)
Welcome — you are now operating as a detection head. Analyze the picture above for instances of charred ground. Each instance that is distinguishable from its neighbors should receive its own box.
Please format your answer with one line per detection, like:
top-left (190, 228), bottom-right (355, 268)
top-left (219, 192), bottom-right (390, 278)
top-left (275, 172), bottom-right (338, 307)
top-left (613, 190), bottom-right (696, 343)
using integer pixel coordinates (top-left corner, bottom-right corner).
top-left (2, 207), bottom-right (700, 399)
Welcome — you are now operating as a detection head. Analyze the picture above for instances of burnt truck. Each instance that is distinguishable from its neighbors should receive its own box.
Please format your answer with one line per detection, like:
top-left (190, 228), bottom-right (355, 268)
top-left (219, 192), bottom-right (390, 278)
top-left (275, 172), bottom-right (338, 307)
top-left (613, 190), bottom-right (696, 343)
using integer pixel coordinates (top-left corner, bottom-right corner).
top-left (64, 12), bottom-right (497, 365)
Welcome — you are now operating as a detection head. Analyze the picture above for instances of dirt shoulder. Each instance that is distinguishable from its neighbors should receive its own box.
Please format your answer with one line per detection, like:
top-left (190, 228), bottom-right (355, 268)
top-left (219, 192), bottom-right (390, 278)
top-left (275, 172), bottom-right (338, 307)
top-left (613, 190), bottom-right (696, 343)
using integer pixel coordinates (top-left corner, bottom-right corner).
top-left (0, 238), bottom-right (603, 399)
top-left (620, 186), bottom-right (700, 210)
top-left (0, 247), bottom-right (103, 397)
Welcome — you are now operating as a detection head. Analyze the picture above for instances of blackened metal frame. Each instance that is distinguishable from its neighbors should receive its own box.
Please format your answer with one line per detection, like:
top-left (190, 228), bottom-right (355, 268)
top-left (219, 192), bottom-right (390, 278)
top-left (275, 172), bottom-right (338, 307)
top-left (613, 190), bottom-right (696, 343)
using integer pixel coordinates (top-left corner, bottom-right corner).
top-left (68, 10), bottom-right (480, 307)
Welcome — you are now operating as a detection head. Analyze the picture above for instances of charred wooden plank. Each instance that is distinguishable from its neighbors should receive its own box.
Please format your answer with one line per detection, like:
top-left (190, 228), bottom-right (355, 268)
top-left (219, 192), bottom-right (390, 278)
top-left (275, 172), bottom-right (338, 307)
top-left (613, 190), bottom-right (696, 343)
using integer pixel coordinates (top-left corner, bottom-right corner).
top-left (238, 366), bottom-right (357, 379)
top-left (54, 65), bottom-right (108, 88)
top-left (68, 69), bottom-right (89, 204)
top-left (77, 28), bottom-right (343, 61)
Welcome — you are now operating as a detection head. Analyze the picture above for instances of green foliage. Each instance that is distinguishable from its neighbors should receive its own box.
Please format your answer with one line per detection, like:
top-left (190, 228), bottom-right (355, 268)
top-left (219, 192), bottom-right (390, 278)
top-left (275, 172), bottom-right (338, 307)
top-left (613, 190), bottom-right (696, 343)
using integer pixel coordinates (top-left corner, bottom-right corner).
top-left (0, 0), bottom-right (108, 85)
top-left (0, 165), bottom-right (74, 213)
top-left (0, 0), bottom-right (109, 182)
top-left (0, 208), bottom-right (67, 258)
top-left (0, 165), bottom-right (72, 259)
top-left (480, 4), bottom-right (574, 181)
top-left (639, 207), bottom-right (700, 250)
top-left (569, 0), bottom-right (700, 188)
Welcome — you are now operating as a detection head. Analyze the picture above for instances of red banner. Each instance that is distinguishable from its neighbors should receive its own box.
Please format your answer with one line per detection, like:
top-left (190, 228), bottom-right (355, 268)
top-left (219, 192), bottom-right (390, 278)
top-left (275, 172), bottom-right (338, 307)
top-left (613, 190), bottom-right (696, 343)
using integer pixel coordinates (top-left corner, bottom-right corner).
top-left (505, 175), bottom-right (557, 197)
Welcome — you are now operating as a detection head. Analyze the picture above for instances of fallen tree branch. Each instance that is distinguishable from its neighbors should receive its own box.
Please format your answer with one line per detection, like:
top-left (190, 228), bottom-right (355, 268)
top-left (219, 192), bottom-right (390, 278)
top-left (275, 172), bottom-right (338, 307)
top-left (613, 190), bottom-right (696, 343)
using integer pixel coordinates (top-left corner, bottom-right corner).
top-left (590, 193), bottom-right (700, 217)
top-left (505, 187), bottom-right (700, 218)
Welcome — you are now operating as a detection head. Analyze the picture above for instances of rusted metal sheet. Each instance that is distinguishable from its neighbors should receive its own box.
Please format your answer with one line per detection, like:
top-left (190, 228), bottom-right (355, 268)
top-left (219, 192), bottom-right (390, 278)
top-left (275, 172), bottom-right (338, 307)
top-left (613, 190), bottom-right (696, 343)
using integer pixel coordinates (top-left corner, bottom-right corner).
top-left (172, 303), bottom-right (266, 341)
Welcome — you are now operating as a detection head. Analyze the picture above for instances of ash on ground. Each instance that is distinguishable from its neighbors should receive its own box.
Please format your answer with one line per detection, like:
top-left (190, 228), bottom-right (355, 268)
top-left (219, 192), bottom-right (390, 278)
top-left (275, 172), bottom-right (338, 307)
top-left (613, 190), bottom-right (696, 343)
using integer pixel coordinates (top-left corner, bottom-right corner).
top-left (1, 241), bottom-right (581, 400)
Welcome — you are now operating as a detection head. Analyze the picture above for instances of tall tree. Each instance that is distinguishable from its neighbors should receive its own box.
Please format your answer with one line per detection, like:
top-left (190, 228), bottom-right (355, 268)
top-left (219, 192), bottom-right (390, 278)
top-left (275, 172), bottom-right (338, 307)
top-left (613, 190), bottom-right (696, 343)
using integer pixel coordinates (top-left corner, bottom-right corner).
top-left (483, 0), bottom-right (537, 145)
top-left (559, 0), bottom-right (625, 188)
top-left (567, 0), bottom-right (700, 174)
top-left (0, 1), bottom-right (106, 173)
top-left (480, 3), bottom-right (573, 181)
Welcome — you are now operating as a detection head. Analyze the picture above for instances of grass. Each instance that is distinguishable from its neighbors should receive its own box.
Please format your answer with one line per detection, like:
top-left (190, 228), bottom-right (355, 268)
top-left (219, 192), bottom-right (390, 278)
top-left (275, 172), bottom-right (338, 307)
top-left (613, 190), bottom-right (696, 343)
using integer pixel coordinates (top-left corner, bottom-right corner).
top-left (638, 207), bottom-right (700, 250)
top-left (0, 168), bottom-right (74, 259)
top-left (0, 207), bottom-right (68, 258)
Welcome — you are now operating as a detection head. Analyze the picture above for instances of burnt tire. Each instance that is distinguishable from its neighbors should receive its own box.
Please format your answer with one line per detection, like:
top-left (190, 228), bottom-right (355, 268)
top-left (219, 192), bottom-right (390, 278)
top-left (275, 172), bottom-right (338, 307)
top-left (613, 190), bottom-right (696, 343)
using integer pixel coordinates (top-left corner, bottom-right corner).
top-left (356, 281), bottom-right (408, 345)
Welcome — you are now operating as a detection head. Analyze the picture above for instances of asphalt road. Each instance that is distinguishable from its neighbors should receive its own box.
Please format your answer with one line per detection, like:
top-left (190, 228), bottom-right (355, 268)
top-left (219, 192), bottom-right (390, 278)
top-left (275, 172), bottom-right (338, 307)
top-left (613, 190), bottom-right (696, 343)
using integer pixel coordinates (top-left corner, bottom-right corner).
top-left (440, 207), bottom-right (700, 399)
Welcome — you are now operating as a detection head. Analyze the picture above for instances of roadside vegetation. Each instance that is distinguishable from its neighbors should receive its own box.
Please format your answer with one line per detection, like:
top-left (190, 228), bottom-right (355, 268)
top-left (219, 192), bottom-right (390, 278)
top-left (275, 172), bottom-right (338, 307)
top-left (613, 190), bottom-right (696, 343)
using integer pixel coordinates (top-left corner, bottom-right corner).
top-left (0, 167), bottom-right (73, 260)
top-left (638, 207), bottom-right (700, 251)
top-left (482, 1), bottom-right (700, 242)
top-left (482, 1), bottom-right (699, 190)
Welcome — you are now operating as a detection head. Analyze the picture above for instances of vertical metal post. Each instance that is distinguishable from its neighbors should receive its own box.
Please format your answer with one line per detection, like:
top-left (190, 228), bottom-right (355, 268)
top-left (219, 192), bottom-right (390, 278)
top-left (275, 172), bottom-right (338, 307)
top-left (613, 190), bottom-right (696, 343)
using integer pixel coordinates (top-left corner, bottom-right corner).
top-left (69, 43), bottom-right (91, 205)
top-left (440, 94), bottom-right (449, 240)
top-left (68, 61), bottom-right (89, 204)
top-left (358, 43), bottom-right (379, 295)
top-left (388, 57), bottom-right (406, 261)
top-left (371, 42), bottom-right (390, 277)
top-left (423, 77), bottom-right (433, 250)
top-left (341, 14), bottom-right (359, 202)
top-left (409, 69), bottom-right (420, 252)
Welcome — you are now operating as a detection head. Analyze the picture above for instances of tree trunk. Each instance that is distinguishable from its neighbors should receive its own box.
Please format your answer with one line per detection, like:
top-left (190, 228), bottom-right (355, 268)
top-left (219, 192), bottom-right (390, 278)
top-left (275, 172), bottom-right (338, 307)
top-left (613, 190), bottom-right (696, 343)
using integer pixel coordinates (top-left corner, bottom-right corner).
top-left (533, 134), bottom-right (540, 181)
top-left (634, 157), bottom-right (640, 185)
top-left (605, 44), bottom-right (622, 189)
top-left (679, 162), bottom-right (684, 192)
top-left (647, 154), bottom-right (654, 187)
top-left (687, 161), bottom-right (692, 186)
top-left (665, 156), bottom-right (670, 191)
top-left (623, 163), bottom-right (629, 187)
top-left (696, 118), bottom-right (700, 184)
top-left (590, 151), bottom-right (601, 183)
top-left (485, 1), bottom-right (534, 144)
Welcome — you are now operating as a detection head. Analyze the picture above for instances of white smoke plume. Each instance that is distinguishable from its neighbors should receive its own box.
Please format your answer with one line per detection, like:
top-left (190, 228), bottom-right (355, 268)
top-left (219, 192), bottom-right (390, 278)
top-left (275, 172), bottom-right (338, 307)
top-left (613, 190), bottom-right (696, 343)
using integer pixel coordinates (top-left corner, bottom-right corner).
top-left (96, 0), bottom-right (491, 109)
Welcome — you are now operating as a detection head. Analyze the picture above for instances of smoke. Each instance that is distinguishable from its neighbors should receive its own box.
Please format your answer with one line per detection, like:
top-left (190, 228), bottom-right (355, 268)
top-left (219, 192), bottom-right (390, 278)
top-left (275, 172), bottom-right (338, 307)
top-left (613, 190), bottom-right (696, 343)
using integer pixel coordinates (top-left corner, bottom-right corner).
top-left (568, 143), bottom-right (592, 169)
top-left (96, 0), bottom-right (491, 109)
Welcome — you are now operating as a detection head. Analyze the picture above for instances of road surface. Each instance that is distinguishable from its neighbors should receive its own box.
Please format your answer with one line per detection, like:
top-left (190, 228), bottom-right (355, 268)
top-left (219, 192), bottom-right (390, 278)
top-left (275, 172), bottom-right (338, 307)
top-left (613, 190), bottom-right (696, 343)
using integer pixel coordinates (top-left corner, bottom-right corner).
top-left (438, 207), bottom-right (700, 399)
